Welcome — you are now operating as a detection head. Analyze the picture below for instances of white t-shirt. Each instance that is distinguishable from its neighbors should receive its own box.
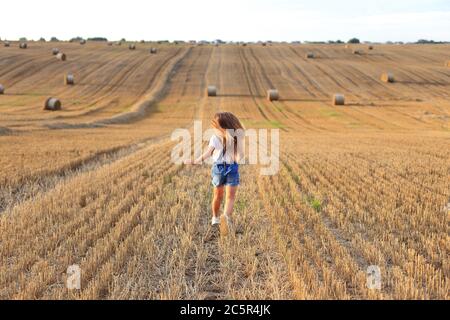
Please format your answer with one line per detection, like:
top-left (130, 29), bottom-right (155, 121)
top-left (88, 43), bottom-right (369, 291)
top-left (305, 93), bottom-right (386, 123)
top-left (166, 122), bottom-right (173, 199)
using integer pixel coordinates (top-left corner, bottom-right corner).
top-left (209, 135), bottom-right (235, 164)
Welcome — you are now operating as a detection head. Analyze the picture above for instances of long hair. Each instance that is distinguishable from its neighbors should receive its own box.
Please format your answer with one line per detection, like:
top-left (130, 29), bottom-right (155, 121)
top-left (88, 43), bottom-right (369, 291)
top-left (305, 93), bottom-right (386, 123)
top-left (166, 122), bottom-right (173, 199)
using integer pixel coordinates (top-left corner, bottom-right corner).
top-left (211, 112), bottom-right (245, 162)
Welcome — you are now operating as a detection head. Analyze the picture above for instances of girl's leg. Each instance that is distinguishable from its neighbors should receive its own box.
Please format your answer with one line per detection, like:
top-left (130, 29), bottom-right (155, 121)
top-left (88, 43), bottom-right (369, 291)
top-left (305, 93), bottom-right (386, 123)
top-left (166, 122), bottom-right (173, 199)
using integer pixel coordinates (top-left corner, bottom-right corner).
top-left (224, 186), bottom-right (238, 218)
top-left (212, 186), bottom-right (224, 218)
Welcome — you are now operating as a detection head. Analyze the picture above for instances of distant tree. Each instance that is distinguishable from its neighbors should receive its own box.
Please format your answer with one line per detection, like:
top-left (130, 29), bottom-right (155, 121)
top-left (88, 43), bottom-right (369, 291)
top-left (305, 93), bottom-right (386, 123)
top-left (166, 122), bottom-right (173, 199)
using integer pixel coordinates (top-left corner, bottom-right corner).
top-left (416, 39), bottom-right (441, 44)
top-left (50, 37), bottom-right (59, 42)
top-left (88, 37), bottom-right (108, 42)
top-left (19, 37), bottom-right (27, 42)
top-left (39, 37), bottom-right (46, 42)
top-left (120, 38), bottom-right (126, 42)
top-left (348, 38), bottom-right (360, 44)
top-left (70, 36), bottom-right (83, 43)
top-left (336, 40), bottom-right (344, 44)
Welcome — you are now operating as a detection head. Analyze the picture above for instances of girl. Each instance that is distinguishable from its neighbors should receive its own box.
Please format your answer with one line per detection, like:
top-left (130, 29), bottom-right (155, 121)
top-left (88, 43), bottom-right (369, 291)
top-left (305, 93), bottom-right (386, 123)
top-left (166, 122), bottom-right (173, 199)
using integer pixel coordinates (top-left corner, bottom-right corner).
top-left (185, 112), bottom-right (244, 236)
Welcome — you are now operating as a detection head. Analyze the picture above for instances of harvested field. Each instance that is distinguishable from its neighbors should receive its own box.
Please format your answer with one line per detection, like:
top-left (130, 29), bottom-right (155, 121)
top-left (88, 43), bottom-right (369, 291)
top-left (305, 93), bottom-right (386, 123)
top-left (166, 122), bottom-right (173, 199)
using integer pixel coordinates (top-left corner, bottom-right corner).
top-left (0, 42), bottom-right (449, 300)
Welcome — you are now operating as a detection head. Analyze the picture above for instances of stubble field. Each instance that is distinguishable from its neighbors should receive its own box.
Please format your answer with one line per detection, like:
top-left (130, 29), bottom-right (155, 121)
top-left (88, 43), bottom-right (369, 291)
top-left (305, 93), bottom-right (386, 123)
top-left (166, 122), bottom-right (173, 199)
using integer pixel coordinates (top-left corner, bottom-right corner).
top-left (0, 41), bottom-right (449, 299)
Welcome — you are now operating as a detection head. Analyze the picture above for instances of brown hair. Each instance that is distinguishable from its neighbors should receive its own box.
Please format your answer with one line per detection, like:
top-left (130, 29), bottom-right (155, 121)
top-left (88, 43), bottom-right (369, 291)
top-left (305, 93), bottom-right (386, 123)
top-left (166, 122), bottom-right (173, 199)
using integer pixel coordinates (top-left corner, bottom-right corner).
top-left (211, 112), bottom-right (244, 161)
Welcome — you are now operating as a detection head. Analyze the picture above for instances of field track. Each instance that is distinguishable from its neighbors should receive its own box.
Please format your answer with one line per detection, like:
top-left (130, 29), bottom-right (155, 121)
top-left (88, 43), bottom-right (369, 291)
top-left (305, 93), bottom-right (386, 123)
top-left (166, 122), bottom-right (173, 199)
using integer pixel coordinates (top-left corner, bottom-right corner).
top-left (0, 42), bottom-right (449, 299)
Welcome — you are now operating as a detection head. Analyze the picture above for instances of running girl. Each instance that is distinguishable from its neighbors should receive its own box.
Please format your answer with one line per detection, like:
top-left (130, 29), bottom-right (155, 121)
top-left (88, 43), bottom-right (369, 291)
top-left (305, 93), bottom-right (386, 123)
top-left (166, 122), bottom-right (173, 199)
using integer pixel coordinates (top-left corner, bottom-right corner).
top-left (185, 112), bottom-right (244, 236)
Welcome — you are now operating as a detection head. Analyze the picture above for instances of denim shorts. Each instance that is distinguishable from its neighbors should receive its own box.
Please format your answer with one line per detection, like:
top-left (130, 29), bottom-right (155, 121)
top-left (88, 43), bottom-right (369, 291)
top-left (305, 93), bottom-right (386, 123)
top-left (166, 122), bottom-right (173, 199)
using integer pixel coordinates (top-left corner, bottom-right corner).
top-left (211, 163), bottom-right (240, 187)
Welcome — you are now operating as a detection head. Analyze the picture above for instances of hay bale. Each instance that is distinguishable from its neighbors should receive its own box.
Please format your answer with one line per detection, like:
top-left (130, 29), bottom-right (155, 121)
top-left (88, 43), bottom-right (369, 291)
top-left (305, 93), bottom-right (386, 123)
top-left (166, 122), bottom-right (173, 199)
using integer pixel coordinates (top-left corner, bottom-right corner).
top-left (333, 94), bottom-right (345, 106)
top-left (129, 44), bottom-right (136, 50)
top-left (80, 39), bottom-right (86, 45)
top-left (381, 72), bottom-right (395, 83)
top-left (52, 48), bottom-right (60, 55)
top-left (150, 47), bottom-right (157, 54)
top-left (345, 44), bottom-right (350, 49)
top-left (65, 73), bottom-right (74, 85)
top-left (19, 43), bottom-right (27, 49)
top-left (44, 98), bottom-right (62, 111)
top-left (107, 42), bottom-right (113, 46)
top-left (368, 45), bottom-right (374, 50)
top-left (56, 52), bottom-right (66, 61)
top-left (306, 52), bottom-right (315, 59)
top-left (352, 49), bottom-right (363, 55)
top-left (267, 89), bottom-right (279, 101)
top-left (4, 42), bottom-right (10, 47)
top-left (0, 84), bottom-right (4, 94)
top-left (262, 42), bottom-right (267, 46)
top-left (207, 86), bottom-right (217, 97)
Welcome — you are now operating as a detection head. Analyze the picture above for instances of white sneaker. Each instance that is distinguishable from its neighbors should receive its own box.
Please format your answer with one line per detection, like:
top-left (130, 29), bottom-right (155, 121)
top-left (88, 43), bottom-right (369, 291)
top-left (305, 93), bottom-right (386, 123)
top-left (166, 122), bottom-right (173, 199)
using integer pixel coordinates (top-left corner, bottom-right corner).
top-left (211, 216), bottom-right (220, 226)
top-left (220, 215), bottom-right (233, 236)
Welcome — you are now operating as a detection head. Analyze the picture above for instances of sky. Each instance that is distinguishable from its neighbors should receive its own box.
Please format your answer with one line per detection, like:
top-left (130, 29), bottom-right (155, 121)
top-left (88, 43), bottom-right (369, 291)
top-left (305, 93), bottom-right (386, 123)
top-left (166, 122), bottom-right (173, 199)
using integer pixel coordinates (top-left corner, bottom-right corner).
top-left (1, 0), bottom-right (449, 42)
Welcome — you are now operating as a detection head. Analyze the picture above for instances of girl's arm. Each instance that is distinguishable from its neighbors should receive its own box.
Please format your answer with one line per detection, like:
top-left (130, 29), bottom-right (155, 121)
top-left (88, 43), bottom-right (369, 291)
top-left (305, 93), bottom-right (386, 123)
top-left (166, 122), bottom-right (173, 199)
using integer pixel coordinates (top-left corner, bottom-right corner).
top-left (184, 146), bottom-right (215, 165)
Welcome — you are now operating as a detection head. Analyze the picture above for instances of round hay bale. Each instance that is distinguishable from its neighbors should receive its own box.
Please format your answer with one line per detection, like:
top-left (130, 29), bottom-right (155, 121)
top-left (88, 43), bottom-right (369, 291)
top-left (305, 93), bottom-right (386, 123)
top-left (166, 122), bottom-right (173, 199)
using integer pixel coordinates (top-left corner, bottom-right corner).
top-left (80, 39), bottom-right (86, 45)
top-left (107, 42), bottom-right (113, 46)
top-left (52, 48), bottom-right (60, 55)
top-left (129, 44), bottom-right (136, 50)
top-left (4, 42), bottom-right (10, 47)
top-left (0, 84), bottom-right (4, 94)
top-left (44, 98), bottom-right (62, 111)
top-left (352, 49), bottom-right (363, 55)
top-left (368, 45), bottom-right (374, 50)
top-left (262, 42), bottom-right (267, 46)
top-left (150, 47), bottom-right (157, 54)
top-left (333, 94), bottom-right (345, 106)
top-left (306, 52), bottom-right (315, 59)
top-left (65, 73), bottom-right (74, 85)
top-left (19, 43), bottom-right (27, 49)
top-left (267, 89), bottom-right (279, 101)
top-left (207, 86), bottom-right (217, 97)
top-left (242, 43), bottom-right (247, 47)
top-left (381, 72), bottom-right (395, 83)
top-left (56, 52), bottom-right (66, 61)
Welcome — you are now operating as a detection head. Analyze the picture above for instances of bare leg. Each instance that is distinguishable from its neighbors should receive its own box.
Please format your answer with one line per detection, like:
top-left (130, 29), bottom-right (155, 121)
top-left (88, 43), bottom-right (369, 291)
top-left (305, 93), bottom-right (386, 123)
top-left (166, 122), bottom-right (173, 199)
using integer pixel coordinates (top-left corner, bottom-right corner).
top-left (224, 186), bottom-right (238, 218)
top-left (212, 186), bottom-right (224, 218)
